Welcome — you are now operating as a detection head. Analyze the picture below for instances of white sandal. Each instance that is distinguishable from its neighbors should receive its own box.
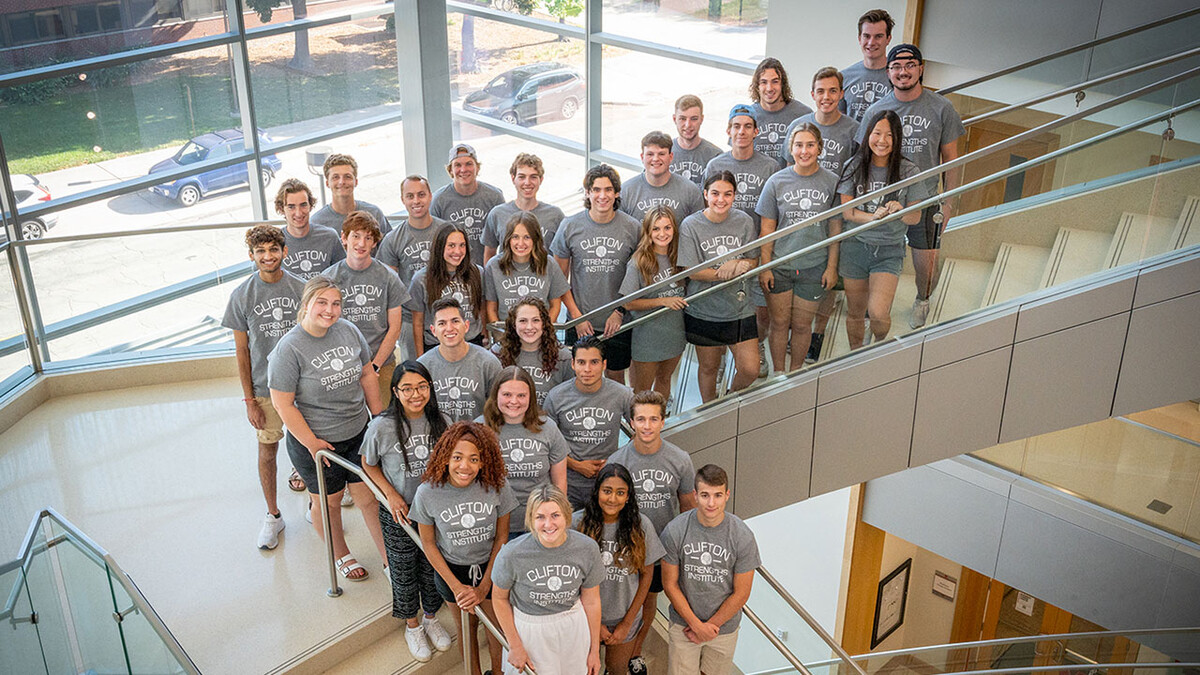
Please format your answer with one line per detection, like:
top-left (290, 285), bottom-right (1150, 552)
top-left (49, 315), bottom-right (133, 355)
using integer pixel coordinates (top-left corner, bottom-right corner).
top-left (335, 555), bottom-right (369, 582)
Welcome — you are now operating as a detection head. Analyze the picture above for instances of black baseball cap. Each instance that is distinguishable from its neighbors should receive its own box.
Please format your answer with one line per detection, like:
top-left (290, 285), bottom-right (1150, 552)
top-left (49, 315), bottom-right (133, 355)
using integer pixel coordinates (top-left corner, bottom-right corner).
top-left (887, 43), bottom-right (923, 64)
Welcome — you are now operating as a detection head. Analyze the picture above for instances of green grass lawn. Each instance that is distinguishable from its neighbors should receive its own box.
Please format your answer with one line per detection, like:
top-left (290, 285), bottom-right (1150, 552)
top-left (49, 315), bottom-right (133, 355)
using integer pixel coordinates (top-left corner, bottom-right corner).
top-left (1, 45), bottom-right (399, 175)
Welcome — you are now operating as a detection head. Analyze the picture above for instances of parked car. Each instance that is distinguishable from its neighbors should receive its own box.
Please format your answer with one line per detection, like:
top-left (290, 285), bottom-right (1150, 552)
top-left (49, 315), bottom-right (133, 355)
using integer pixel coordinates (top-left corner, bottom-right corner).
top-left (3, 174), bottom-right (57, 242)
top-left (463, 62), bottom-right (583, 126)
top-left (148, 129), bottom-right (282, 207)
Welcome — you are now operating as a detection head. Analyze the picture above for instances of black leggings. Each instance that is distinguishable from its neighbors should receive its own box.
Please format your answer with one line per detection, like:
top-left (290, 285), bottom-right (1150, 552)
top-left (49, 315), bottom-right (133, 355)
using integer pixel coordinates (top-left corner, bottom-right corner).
top-left (379, 509), bottom-right (443, 619)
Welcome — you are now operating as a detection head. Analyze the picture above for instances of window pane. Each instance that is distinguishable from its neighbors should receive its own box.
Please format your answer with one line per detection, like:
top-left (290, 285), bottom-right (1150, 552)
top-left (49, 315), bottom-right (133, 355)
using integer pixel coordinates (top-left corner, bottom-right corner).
top-left (73, 6), bottom-right (102, 36)
top-left (602, 0), bottom-right (766, 63)
top-left (452, 121), bottom-right (587, 215)
top-left (0, 252), bottom-right (33, 388)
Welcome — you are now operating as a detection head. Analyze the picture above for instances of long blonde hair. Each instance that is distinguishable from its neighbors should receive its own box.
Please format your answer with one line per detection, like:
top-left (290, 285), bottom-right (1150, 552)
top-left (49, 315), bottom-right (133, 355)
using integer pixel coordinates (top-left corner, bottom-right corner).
top-left (297, 276), bottom-right (341, 321)
top-left (633, 205), bottom-right (680, 285)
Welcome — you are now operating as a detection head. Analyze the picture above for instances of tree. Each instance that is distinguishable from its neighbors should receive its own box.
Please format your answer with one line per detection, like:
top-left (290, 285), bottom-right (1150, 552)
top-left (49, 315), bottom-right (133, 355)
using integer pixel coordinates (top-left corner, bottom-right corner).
top-left (244, 0), bottom-right (316, 72)
top-left (541, 0), bottom-right (582, 39)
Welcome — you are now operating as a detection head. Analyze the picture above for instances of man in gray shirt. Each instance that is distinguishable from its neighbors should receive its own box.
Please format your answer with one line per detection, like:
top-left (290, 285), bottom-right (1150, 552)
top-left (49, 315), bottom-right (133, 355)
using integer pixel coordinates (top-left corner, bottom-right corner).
top-left (274, 178), bottom-right (344, 280)
top-left (417, 297), bottom-right (502, 422)
top-left (670, 94), bottom-right (723, 186)
top-left (749, 57), bottom-right (813, 166)
top-left (378, 175), bottom-right (449, 359)
top-left (482, 153), bottom-right (566, 261)
top-left (858, 43), bottom-right (965, 328)
top-left (431, 143), bottom-right (505, 268)
top-left (308, 153), bottom-right (391, 240)
top-left (841, 9), bottom-right (895, 122)
top-left (223, 224), bottom-right (306, 551)
top-left (661, 464), bottom-right (760, 675)
top-left (619, 131), bottom-right (704, 226)
top-left (543, 336), bottom-right (635, 508)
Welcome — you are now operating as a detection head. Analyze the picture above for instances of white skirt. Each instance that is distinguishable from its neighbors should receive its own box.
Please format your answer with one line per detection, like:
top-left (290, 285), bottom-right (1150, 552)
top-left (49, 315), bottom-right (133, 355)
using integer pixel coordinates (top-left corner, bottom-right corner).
top-left (504, 600), bottom-right (590, 675)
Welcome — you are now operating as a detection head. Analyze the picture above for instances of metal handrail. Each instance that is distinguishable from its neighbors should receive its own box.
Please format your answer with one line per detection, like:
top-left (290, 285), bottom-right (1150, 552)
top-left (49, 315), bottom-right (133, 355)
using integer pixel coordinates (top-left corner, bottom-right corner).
top-left (939, 6), bottom-right (1200, 95)
top-left (749, 662), bottom-right (1200, 675)
top-left (754, 567), bottom-right (867, 675)
top-left (743, 604), bottom-right (818, 675)
top-left (0, 508), bottom-right (201, 674)
top-left (314, 449), bottom-right (536, 675)
top-left (557, 63), bottom-right (1200, 333)
top-left (603, 91), bottom-right (1200, 343)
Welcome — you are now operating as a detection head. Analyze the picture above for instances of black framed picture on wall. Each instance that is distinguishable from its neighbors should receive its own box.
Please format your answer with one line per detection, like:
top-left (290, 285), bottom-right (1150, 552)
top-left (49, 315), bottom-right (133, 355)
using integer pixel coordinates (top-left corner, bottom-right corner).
top-left (871, 558), bottom-right (912, 648)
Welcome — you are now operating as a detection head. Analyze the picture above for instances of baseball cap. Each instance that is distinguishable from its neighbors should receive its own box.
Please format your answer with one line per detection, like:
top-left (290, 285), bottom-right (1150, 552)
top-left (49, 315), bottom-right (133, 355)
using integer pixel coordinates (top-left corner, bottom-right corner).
top-left (447, 143), bottom-right (478, 163)
top-left (728, 103), bottom-right (757, 124)
top-left (887, 43), bottom-right (923, 64)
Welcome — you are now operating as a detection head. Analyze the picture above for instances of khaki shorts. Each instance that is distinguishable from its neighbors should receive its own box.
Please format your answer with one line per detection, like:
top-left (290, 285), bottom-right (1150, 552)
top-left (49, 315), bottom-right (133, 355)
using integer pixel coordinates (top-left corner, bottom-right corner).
top-left (668, 623), bottom-right (739, 675)
top-left (253, 396), bottom-right (285, 444)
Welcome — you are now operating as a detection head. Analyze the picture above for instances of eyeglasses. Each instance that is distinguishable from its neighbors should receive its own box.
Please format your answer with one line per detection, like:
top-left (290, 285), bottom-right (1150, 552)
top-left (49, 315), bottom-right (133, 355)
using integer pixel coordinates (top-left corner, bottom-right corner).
top-left (397, 383), bottom-right (431, 396)
top-left (888, 62), bottom-right (920, 73)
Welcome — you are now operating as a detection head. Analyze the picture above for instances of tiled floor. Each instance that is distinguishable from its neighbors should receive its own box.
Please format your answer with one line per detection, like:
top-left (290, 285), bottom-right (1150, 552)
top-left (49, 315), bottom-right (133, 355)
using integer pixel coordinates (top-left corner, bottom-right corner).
top-left (0, 376), bottom-right (406, 674)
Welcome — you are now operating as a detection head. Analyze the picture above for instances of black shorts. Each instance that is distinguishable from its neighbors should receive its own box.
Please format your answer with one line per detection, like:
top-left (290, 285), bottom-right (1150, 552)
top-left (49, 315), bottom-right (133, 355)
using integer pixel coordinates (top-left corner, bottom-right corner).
top-left (565, 325), bottom-right (633, 371)
top-left (684, 314), bottom-right (758, 347)
top-left (649, 562), bottom-right (664, 594)
top-left (423, 333), bottom-right (486, 353)
top-left (906, 206), bottom-right (943, 250)
top-left (434, 560), bottom-right (492, 604)
top-left (285, 426), bottom-right (367, 496)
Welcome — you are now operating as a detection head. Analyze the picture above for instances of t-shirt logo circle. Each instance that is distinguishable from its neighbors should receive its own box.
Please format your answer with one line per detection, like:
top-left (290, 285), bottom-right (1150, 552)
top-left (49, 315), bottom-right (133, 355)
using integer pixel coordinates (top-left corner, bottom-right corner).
top-left (904, 124), bottom-right (914, 136)
top-left (602, 550), bottom-right (614, 565)
top-left (865, 90), bottom-right (876, 102)
top-left (738, 181), bottom-right (748, 192)
top-left (642, 478), bottom-right (655, 493)
top-left (272, 307), bottom-right (283, 320)
top-left (452, 291), bottom-right (465, 303)
top-left (510, 447), bottom-right (526, 462)
top-left (420, 250), bottom-right (430, 261)
top-left (300, 260), bottom-right (313, 272)
top-left (799, 197), bottom-right (812, 210)
top-left (517, 284), bottom-right (529, 296)
top-left (460, 513), bottom-right (476, 528)
top-left (355, 293), bottom-right (367, 306)
top-left (415, 446), bottom-right (429, 459)
top-left (596, 245), bottom-right (608, 257)
top-left (464, 216), bottom-right (475, 227)
top-left (716, 245), bottom-right (728, 255)
top-left (769, 131), bottom-right (779, 142)
top-left (547, 576), bottom-right (562, 591)
top-left (330, 358), bottom-right (344, 370)
top-left (700, 551), bottom-right (713, 565)
top-left (450, 386), bottom-right (461, 399)
top-left (583, 416), bottom-right (596, 430)
top-left (681, 169), bottom-right (692, 179)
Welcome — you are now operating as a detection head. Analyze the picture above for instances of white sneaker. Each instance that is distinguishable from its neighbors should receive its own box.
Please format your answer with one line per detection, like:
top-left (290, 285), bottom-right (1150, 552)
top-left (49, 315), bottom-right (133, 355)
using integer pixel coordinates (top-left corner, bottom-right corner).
top-left (910, 298), bottom-right (930, 329)
top-left (256, 513), bottom-right (285, 550)
top-left (422, 615), bottom-right (453, 652)
top-left (405, 625), bottom-right (432, 662)
top-left (341, 490), bottom-right (354, 507)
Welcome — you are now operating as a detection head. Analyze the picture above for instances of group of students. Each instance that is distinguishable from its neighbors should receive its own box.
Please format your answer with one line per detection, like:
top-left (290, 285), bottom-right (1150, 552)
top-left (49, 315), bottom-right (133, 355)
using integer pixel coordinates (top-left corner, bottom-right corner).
top-left (221, 7), bottom-right (966, 674)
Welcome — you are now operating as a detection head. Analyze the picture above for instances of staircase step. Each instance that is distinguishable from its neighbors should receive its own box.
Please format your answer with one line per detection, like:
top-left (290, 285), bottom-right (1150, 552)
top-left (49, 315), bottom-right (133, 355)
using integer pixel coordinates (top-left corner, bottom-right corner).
top-left (1169, 195), bottom-right (1199, 250)
top-left (1039, 228), bottom-right (1112, 288)
top-left (1104, 212), bottom-right (1176, 269)
top-left (319, 607), bottom-right (462, 675)
top-left (929, 258), bottom-right (993, 324)
top-left (982, 243), bottom-right (1051, 307)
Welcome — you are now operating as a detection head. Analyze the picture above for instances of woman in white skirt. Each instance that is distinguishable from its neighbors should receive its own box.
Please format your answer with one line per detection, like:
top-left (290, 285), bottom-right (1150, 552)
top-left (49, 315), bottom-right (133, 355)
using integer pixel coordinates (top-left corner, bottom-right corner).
top-left (492, 485), bottom-right (604, 675)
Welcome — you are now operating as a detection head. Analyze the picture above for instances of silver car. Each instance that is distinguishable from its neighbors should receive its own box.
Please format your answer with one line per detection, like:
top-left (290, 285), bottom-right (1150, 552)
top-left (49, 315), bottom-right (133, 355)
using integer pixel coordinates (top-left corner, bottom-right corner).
top-left (5, 174), bottom-right (58, 242)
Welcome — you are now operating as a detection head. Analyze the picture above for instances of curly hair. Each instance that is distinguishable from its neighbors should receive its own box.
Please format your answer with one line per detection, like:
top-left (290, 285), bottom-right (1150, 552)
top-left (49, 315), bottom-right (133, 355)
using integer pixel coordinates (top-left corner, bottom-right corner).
top-left (750, 57), bottom-right (793, 105)
top-left (576, 463), bottom-right (647, 572)
top-left (483, 365), bottom-right (544, 433)
top-left (497, 297), bottom-right (562, 375)
top-left (245, 224), bottom-right (285, 251)
top-left (422, 421), bottom-right (507, 491)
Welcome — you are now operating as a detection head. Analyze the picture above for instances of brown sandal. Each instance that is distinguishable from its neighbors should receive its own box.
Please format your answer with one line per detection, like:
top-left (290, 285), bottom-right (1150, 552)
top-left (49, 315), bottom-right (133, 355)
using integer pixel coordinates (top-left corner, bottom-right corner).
top-left (288, 468), bottom-right (306, 492)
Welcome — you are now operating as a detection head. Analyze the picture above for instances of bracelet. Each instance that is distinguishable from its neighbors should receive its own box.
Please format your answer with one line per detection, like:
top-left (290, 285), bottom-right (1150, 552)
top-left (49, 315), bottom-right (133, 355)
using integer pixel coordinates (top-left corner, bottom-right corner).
top-left (242, 397), bottom-right (255, 402)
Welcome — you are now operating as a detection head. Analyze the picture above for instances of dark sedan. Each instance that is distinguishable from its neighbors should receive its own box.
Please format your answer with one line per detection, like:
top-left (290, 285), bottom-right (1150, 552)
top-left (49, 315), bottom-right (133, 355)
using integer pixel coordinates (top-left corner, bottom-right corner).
top-left (149, 129), bottom-right (282, 207)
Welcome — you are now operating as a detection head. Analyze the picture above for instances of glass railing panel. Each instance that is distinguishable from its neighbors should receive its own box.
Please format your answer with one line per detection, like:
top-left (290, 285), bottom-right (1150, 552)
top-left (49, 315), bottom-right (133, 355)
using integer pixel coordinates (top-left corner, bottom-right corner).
top-left (110, 572), bottom-right (189, 675)
top-left (19, 520), bottom-right (75, 675)
top-left (43, 519), bottom-right (131, 674)
top-left (0, 564), bottom-right (48, 675)
top-left (0, 251), bottom-right (33, 385)
top-left (734, 576), bottom-right (853, 675)
top-left (973, 414), bottom-right (1200, 544)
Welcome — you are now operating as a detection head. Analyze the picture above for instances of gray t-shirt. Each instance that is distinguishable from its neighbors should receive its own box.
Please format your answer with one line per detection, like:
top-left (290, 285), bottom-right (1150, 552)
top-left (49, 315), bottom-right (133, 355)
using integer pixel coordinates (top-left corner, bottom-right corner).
top-left (841, 61), bottom-right (893, 122)
top-left (751, 99), bottom-right (813, 165)
top-left (618, 254), bottom-right (686, 363)
top-left (618, 173), bottom-right (704, 226)
top-left (784, 113), bottom-right (860, 176)
top-left (417, 344), bottom-right (502, 422)
top-left (309, 200), bottom-right (392, 239)
top-left (756, 167), bottom-right (841, 271)
top-left (837, 156), bottom-right (931, 246)
top-left (661, 511), bottom-right (761, 634)
top-left (572, 512), bottom-right (666, 627)
top-left (377, 217), bottom-right (451, 287)
top-left (410, 480), bottom-right (518, 566)
top-left (491, 419), bottom-right (570, 532)
top-left (549, 210), bottom-right (641, 333)
top-left (267, 319), bottom-right (371, 441)
top-left (702, 150), bottom-right (781, 231)
top-left (499, 346), bottom-right (574, 407)
top-left (671, 138), bottom-right (723, 186)
top-left (492, 530), bottom-right (604, 616)
top-left (607, 441), bottom-right (696, 535)
top-left (406, 267), bottom-right (485, 345)
top-left (857, 89), bottom-right (966, 194)
top-left (221, 272), bottom-right (305, 397)
top-left (483, 258), bottom-right (570, 322)
top-left (324, 259), bottom-right (409, 363)
top-left (482, 201), bottom-right (567, 251)
top-left (543, 379), bottom-right (635, 504)
top-left (430, 181), bottom-right (506, 267)
top-left (282, 225), bottom-right (345, 280)
top-left (678, 209), bottom-right (759, 322)
top-left (360, 411), bottom-right (446, 503)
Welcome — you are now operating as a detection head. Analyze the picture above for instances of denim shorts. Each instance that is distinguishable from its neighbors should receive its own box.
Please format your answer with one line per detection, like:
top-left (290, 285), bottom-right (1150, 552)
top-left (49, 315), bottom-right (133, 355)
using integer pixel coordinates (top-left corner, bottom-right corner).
top-left (906, 207), bottom-right (943, 250)
top-left (839, 239), bottom-right (906, 279)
